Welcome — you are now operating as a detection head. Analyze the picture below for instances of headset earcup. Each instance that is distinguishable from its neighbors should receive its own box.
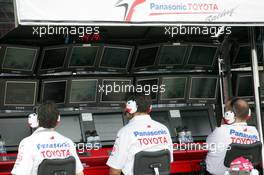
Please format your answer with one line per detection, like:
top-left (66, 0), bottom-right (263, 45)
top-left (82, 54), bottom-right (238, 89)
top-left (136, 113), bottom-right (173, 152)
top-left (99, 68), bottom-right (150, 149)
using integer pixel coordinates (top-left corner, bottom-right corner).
top-left (146, 105), bottom-right (152, 114)
top-left (126, 100), bottom-right (137, 114)
top-left (28, 113), bottom-right (39, 128)
top-left (246, 108), bottom-right (251, 120)
top-left (224, 111), bottom-right (235, 124)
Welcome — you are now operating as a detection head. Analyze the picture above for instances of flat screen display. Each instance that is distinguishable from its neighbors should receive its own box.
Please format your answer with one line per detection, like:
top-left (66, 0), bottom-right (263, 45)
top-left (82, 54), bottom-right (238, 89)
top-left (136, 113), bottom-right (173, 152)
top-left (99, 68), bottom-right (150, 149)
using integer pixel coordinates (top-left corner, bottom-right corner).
top-left (189, 77), bottom-right (218, 99)
top-left (237, 75), bottom-right (254, 97)
top-left (137, 78), bottom-right (159, 100)
top-left (134, 46), bottom-right (159, 68)
top-left (69, 46), bottom-right (98, 67)
top-left (69, 79), bottom-right (97, 103)
top-left (4, 81), bottom-right (37, 106)
top-left (160, 77), bottom-right (187, 100)
top-left (159, 45), bottom-right (187, 65)
top-left (40, 47), bottom-right (67, 70)
top-left (42, 80), bottom-right (67, 104)
top-left (2, 47), bottom-right (37, 71)
top-left (100, 46), bottom-right (132, 69)
top-left (233, 45), bottom-right (251, 65)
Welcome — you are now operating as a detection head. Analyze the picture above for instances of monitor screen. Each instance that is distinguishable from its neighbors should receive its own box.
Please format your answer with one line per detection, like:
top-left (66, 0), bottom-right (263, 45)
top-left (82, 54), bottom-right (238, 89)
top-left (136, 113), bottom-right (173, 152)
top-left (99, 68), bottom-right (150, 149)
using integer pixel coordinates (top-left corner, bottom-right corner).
top-left (189, 77), bottom-right (218, 99)
top-left (137, 78), bottom-right (159, 100)
top-left (237, 75), bottom-right (254, 97)
top-left (101, 79), bottom-right (132, 102)
top-left (2, 47), bottom-right (37, 71)
top-left (233, 45), bottom-right (251, 65)
top-left (4, 81), bottom-right (37, 106)
top-left (134, 46), bottom-right (159, 68)
top-left (56, 115), bottom-right (83, 143)
top-left (93, 113), bottom-right (123, 143)
top-left (40, 47), bottom-right (67, 70)
top-left (42, 80), bottom-right (67, 104)
top-left (160, 77), bottom-right (187, 100)
top-left (69, 79), bottom-right (98, 103)
top-left (69, 46), bottom-right (98, 68)
top-left (187, 45), bottom-right (217, 67)
top-left (100, 46), bottom-right (132, 69)
top-left (0, 117), bottom-right (31, 147)
top-left (150, 111), bottom-right (171, 132)
top-left (158, 45), bottom-right (188, 65)
top-left (181, 109), bottom-right (214, 137)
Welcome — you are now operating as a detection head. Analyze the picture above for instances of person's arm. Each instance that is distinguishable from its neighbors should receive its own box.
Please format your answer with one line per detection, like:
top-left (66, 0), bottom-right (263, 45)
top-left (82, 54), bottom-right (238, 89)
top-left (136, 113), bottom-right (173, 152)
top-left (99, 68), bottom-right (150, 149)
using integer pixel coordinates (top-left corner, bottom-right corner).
top-left (109, 167), bottom-right (122, 175)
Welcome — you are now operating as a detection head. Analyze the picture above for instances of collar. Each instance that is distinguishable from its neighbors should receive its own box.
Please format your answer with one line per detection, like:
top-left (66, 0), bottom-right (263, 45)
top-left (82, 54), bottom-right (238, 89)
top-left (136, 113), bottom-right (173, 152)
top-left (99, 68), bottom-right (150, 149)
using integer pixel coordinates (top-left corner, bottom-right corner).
top-left (129, 114), bottom-right (151, 123)
top-left (33, 127), bottom-right (54, 134)
top-left (231, 122), bottom-right (248, 126)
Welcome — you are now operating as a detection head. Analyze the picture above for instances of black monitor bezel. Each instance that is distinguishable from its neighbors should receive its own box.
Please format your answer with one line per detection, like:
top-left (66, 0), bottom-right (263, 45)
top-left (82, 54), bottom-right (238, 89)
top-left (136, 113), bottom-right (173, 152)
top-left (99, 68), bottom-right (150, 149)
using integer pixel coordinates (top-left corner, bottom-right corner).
top-left (0, 78), bottom-right (39, 110)
top-left (0, 45), bottom-right (39, 75)
top-left (188, 75), bottom-right (219, 103)
top-left (159, 75), bottom-right (189, 104)
top-left (185, 43), bottom-right (219, 69)
top-left (66, 77), bottom-right (99, 108)
top-left (132, 44), bottom-right (160, 72)
top-left (98, 44), bottom-right (134, 72)
top-left (235, 73), bottom-right (254, 100)
top-left (98, 77), bottom-right (133, 107)
top-left (66, 44), bottom-right (101, 72)
top-left (232, 43), bottom-right (251, 67)
top-left (157, 43), bottom-right (190, 68)
top-left (40, 78), bottom-right (69, 106)
top-left (38, 45), bottom-right (69, 75)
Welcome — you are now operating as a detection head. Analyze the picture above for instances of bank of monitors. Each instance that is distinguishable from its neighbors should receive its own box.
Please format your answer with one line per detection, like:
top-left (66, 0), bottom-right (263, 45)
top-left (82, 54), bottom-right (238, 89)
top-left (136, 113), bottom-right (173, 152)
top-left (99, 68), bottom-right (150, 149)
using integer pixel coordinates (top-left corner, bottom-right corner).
top-left (188, 76), bottom-right (219, 103)
top-left (93, 113), bottom-right (124, 146)
top-left (186, 44), bottom-right (218, 69)
top-left (233, 73), bottom-right (254, 100)
top-left (40, 79), bottom-right (68, 105)
top-left (67, 44), bottom-right (99, 71)
top-left (0, 116), bottom-right (31, 151)
top-left (99, 77), bottom-right (133, 107)
top-left (38, 45), bottom-right (69, 74)
top-left (180, 106), bottom-right (216, 141)
top-left (136, 77), bottom-right (159, 103)
top-left (56, 114), bottom-right (84, 143)
top-left (0, 45), bottom-right (39, 75)
top-left (133, 45), bottom-right (160, 71)
top-left (0, 79), bottom-right (38, 110)
top-left (99, 45), bottom-right (134, 72)
top-left (157, 43), bottom-right (188, 68)
top-left (68, 78), bottom-right (98, 107)
top-left (159, 76), bottom-right (188, 103)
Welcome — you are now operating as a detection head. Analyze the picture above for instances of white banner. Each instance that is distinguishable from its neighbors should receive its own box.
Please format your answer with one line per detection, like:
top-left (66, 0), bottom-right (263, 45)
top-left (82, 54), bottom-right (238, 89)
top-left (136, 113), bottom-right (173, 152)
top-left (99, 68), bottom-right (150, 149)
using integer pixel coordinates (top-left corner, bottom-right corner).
top-left (15, 0), bottom-right (264, 25)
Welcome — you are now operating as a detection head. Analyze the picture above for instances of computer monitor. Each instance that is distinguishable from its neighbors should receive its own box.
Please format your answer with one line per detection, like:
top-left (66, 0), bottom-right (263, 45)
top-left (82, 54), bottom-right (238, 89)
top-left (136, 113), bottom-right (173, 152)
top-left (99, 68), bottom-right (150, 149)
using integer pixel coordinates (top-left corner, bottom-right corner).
top-left (180, 107), bottom-right (216, 141)
top-left (133, 45), bottom-right (159, 70)
top-left (160, 76), bottom-right (188, 103)
top-left (232, 44), bottom-right (251, 67)
top-left (39, 46), bottom-right (68, 74)
top-left (0, 117), bottom-right (31, 151)
top-left (99, 45), bottom-right (133, 71)
top-left (189, 76), bottom-right (218, 102)
top-left (158, 44), bottom-right (188, 66)
top-left (1, 79), bottom-right (38, 110)
top-left (186, 44), bottom-right (218, 68)
top-left (68, 45), bottom-right (99, 70)
top-left (136, 77), bottom-right (159, 102)
top-left (100, 78), bottom-right (133, 106)
top-left (41, 79), bottom-right (68, 104)
top-left (68, 78), bottom-right (98, 107)
top-left (93, 113), bottom-right (124, 145)
top-left (56, 115), bottom-right (83, 143)
top-left (1, 46), bottom-right (39, 74)
top-left (150, 111), bottom-right (174, 136)
top-left (235, 74), bottom-right (254, 99)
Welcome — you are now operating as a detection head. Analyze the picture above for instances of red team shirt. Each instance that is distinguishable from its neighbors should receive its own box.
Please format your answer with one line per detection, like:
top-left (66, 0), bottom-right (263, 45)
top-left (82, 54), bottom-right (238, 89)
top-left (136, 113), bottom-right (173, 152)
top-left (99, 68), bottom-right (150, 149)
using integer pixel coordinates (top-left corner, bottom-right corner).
top-left (11, 127), bottom-right (83, 175)
top-left (206, 122), bottom-right (259, 175)
top-left (107, 115), bottom-right (173, 175)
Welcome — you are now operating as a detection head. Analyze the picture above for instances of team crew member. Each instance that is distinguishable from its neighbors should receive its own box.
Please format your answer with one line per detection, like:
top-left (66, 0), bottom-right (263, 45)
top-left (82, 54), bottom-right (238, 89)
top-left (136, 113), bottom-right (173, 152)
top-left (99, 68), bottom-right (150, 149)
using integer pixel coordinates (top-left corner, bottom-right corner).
top-left (206, 98), bottom-right (259, 175)
top-left (11, 102), bottom-right (84, 175)
top-left (107, 93), bottom-right (173, 175)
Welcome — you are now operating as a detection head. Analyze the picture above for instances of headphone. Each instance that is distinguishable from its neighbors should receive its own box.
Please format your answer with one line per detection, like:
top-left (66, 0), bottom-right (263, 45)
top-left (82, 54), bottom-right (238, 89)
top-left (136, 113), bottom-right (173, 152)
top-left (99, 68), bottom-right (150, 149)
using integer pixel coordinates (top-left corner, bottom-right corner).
top-left (125, 99), bottom-right (152, 114)
top-left (223, 98), bottom-right (251, 125)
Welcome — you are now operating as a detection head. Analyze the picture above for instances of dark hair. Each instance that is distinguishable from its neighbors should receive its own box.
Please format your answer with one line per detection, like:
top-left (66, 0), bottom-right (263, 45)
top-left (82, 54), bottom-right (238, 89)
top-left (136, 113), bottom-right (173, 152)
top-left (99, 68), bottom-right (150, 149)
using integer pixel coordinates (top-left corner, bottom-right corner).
top-left (127, 92), bottom-right (152, 113)
top-left (231, 98), bottom-right (249, 120)
top-left (37, 101), bottom-right (60, 128)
